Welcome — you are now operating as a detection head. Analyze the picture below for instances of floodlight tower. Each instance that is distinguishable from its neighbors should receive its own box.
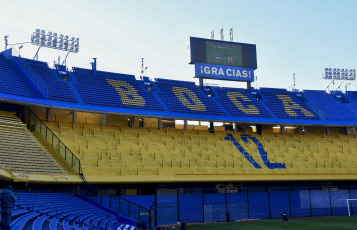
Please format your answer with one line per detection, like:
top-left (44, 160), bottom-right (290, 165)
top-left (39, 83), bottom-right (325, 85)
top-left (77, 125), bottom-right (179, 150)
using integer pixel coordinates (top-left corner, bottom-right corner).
top-left (31, 29), bottom-right (79, 63)
top-left (323, 68), bottom-right (356, 93)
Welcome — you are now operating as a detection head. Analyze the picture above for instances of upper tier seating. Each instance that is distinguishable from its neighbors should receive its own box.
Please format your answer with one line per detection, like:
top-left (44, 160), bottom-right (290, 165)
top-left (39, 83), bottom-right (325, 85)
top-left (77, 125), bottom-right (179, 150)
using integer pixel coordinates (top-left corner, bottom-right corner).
top-left (14, 57), bottom-right (78, 102)
top-left (55, 64), bottom-right (67, 72)
top-left (155, 79), bottom-right (226, 115)
top-left (260, 88), bottom-right (318, 119)
top-left (73, 68), bottom-right (164, 111)
top-left (304, 90), bottom-right (357, 121)
top-left (213, 87), bottom-right (273, 117)
top-left (0, 111), bottom-right (66, 174)
top-left (0, 54), bottom-right (37, 98)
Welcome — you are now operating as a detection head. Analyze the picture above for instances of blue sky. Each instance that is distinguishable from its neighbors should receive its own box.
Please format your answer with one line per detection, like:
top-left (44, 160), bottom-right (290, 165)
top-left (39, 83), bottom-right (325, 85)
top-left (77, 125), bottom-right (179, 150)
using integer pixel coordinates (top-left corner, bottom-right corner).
top-left (1, 0), bottom-right (357, 91)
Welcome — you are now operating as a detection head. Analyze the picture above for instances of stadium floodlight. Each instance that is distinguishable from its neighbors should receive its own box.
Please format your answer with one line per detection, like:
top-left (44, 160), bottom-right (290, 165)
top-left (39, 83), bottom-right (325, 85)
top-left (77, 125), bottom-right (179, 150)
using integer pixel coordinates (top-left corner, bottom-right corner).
top-left (324, 68), bottom-right (356, 93)
top-left (30, 29), bottom-right (80, 55)
top-left (323, 68), bottom-right (356, 80)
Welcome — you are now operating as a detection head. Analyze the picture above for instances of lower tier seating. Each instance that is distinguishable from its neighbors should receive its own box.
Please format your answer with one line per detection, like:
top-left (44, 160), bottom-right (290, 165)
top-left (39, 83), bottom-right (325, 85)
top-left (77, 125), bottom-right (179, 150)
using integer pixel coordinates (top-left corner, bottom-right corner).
top-left (45, 116), bottom-right (357, 182)
top-left (0, 192), bottom-right (134, 230)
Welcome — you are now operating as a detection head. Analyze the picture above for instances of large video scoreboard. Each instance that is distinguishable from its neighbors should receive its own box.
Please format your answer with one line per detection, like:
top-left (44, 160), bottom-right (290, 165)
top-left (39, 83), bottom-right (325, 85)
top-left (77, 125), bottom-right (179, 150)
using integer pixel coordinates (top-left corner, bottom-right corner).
top-left (189, 37), bottom-right (257, 82)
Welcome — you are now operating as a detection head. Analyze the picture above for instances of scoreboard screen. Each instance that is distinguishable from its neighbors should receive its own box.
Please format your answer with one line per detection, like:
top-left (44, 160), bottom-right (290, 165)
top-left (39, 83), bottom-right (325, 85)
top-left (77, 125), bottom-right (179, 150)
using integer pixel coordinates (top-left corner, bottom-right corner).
top-left (189, 37), bottom-right (257, 70)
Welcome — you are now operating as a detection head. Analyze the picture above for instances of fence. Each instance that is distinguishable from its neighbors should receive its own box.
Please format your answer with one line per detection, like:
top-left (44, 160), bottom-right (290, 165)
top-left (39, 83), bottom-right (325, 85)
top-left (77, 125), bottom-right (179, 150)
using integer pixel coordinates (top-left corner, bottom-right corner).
top-left (75, 183), bottom-right (155, 227)
top-left (154, 186), bottom-right (357, 226)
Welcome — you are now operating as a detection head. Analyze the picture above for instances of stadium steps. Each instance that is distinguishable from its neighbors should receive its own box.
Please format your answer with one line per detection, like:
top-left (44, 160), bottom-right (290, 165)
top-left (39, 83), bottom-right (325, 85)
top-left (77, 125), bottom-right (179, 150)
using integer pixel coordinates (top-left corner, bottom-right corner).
top-left (0, 111), bottom-right (67, 175)
top-left (66, 71), bottom-right (85, 104)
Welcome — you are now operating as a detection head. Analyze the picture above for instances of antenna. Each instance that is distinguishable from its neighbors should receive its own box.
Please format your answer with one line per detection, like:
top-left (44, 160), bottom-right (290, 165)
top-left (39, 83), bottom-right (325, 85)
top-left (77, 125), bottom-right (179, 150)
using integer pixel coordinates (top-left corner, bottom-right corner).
top-left (145, 66), bottom-right (148, 77)
top-left (211, 30), bottom-right (214, 40)
top-left (346, 82), bottom-right (351, 93)
top-left (141, 58), bottom-right (144, 78)
top-left (255, 75), bottom-right (258, 89)
top-left (220, 28), bottom-right (224, 41)
top-left (230, 28), bottom-right (233, 42)
top-left (293, 73), bottom-right (296, 92)
top-left (19, 45), bottom-right (23, 57)
top-left (4, 35), bottom-right (8, 50)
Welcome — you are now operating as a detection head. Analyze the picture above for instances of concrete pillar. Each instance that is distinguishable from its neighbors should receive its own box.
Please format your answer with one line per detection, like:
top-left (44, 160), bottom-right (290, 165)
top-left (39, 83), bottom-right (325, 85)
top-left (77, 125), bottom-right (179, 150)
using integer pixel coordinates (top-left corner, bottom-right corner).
top-left (73, 111), bottom-right (77, 125)
top-left (233, 123), bottom-right (238, 133)
top-left (158, 118), bottom-right (162, 130)
top-left (326, 126), bottom-right (330, 135)
top-left (280, 125), bottom-right (285, 135)
top-left (46, 108), bottom-right (51, 122)
top-left (199, 78), bottom-right (204, 88)
top-left (184, 120), bottom-right (188, 131)
top-left (101, 114), bottom-right (106, 127)
top-left (247, 82), bottom-right (251, 91)
top-left (209, 121), bottom-right (214, 133)
top-left (131, 116), bottom-right (135, 129)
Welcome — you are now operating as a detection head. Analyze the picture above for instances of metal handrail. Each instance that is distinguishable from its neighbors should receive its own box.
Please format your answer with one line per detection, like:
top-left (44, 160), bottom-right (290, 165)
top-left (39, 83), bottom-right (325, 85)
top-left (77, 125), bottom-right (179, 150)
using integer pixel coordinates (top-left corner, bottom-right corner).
top-left (26, 108), bottom-right (83, 175)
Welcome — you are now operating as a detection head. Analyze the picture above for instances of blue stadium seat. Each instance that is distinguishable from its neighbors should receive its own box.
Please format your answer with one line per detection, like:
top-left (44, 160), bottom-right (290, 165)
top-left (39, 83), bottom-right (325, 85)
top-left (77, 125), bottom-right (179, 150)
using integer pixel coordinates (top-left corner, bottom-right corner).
top-left (14, 57), bottom-right (78, 102)
top-left (0, 53), bottom-right (38, 98)
top-left (73, 67), bottom-right (165, 111)
top-left (14, 192), bottom-right (129, 230)
top-left (32, 214), bottom-right (50, 229)
top-left (212, 86), bottom-right (273, 117)
top-left (259, 88), bottom-right (318, 119)
top-left (10, 212), bottom-right (40, 230)
top-left (155, 78), bottom-right (225, 115)
top-left (304, 90), bottom-right (357, 121)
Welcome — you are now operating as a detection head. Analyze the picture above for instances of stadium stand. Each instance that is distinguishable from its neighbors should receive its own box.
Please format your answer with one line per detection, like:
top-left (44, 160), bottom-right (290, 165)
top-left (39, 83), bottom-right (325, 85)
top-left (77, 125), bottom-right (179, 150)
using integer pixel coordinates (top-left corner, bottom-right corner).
top-left (73, 67), bottom-right (165, 111)
top-left (154, 78), bottom-right (226, 115)
top-left (0, 110), bottom-right (67, 175)
top-left (3, 48), bottom-right (357, 227)
top-left (260, 88), bottom-right (318, 119)
top-left (13, 57), bottom-right (78, 103)
top-left (304, 90), bottom-right (357, 121)
top-left (1, 191), bottom-right (133, 230)
top-left (39, 110), bottom-right (357, 183)
top-left (0, 53), bottom-right (38, 98)
top-left (212, 86), bottom-right (273, 117)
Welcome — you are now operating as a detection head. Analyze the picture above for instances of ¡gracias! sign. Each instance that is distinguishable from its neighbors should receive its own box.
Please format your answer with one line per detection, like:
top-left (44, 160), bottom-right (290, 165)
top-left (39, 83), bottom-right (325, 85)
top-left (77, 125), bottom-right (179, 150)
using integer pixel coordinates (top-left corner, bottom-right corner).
top-left (195, 63), bottom-right (254, 82)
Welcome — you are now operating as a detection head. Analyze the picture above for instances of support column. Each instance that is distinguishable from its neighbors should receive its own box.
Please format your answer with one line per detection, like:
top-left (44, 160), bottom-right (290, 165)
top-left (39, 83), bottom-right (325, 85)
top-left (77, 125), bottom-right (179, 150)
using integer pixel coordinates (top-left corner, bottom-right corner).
top-left (209, 121), bottom-right (214, 133)
top-left (46, 108), bottom-right (51, 122)
top-left (347, 127), bottom-right (350, 136)
top-left (184, 120), bottom-right (188, 131)
top-left (326, 126), bottom-right (330, 135)
top-left (233, 123), bottom-right (238, 133)
top-left (73, 111), bottom-right (77, 125)
top-left (101, 114), bottom-right (106, 127)
top-left (280, 125), bottom-right (285, 135)
top-left (131, 116), bottom-right (135, 129)
top-left (199, 77), bottom-right (204, 88)
top-left (158, 118), bottom-right (162, 130)
top-left (247, 82), bottom-right (251, 92)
